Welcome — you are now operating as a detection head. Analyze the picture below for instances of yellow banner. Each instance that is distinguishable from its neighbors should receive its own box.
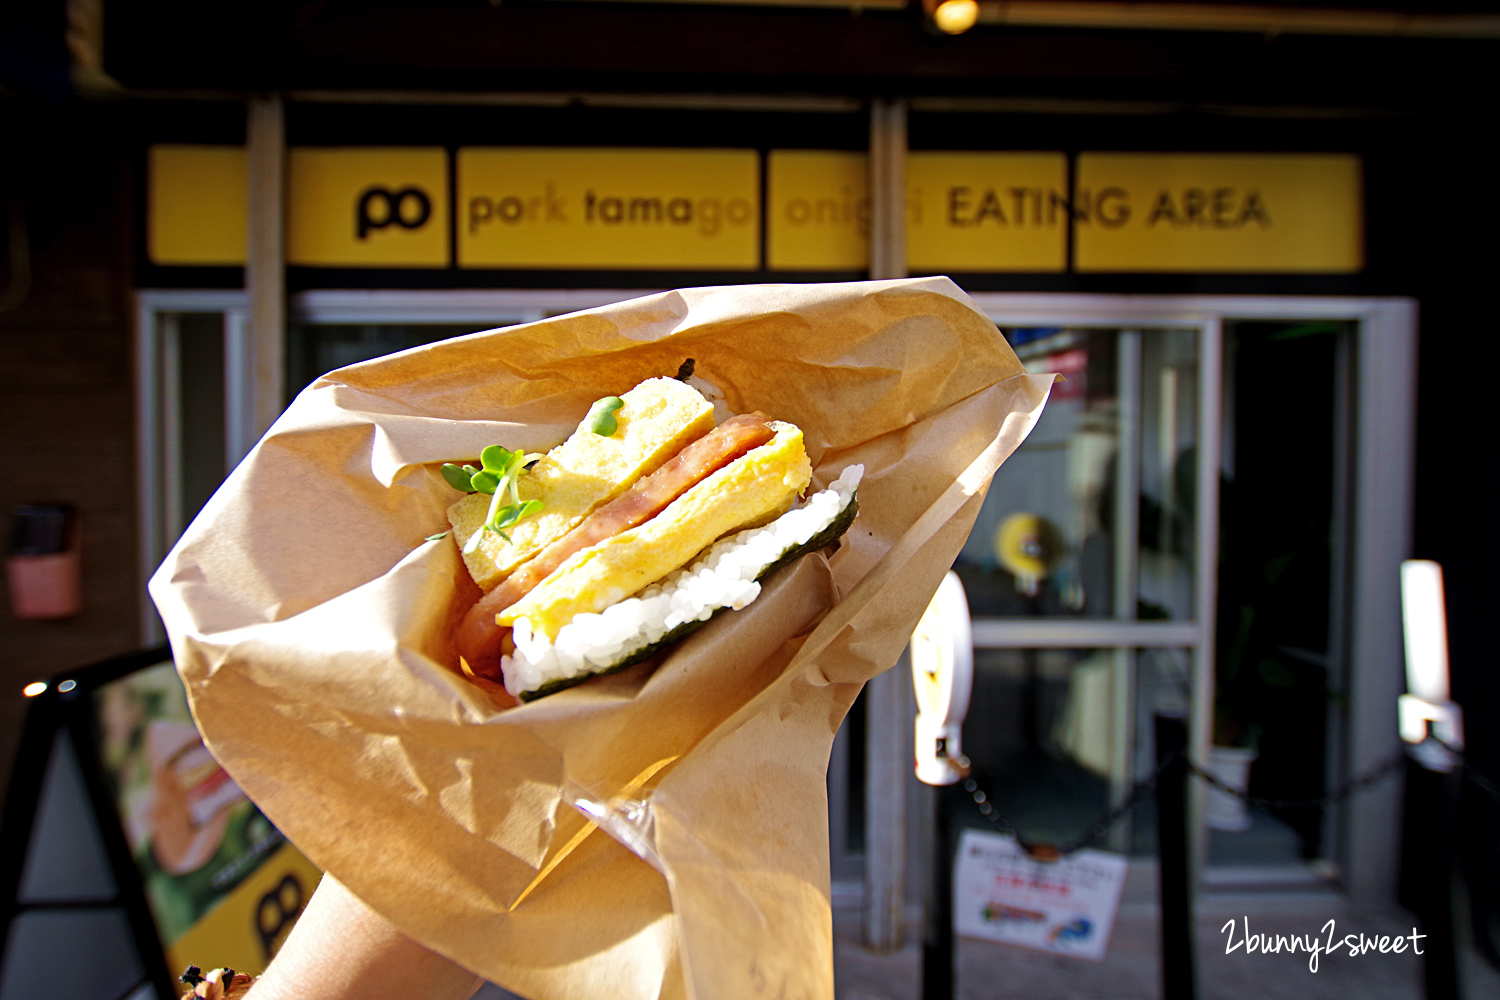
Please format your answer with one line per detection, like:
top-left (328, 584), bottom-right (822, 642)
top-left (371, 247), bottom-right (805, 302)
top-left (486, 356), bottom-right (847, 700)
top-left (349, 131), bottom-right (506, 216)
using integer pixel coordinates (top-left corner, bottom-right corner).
top-left (149, 146), bottom-right (248, 266)
top-left (287, 148), bottom-right (449, 267)
top-left (458, 148), bottom-right (759, 269)
top-left (146, 146), bottom-right (1364, 275)
top-left (165, 843), bottom-right (322, 977)
top-left (767, 151), bottom-right (869, 270)
top-left (1073, 153), bottom-right (1363, 272)
top-left (907, 152), bottom-right (1069, 273)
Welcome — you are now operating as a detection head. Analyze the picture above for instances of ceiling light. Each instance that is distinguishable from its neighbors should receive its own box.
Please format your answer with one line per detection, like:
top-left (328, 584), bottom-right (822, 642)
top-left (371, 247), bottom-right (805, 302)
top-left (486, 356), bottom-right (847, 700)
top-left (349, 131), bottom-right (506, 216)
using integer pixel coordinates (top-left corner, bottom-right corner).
top-left (927, 0), bottom-right (979, 35)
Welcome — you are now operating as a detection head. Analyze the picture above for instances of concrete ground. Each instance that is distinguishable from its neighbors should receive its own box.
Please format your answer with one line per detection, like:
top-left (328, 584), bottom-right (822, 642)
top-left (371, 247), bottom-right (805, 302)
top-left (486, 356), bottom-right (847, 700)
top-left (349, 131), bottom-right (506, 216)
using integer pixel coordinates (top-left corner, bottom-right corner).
top-left (832, 893), bottom-right (1500, 1000)
top-left (472, 886), bottom-right (1500, 1000)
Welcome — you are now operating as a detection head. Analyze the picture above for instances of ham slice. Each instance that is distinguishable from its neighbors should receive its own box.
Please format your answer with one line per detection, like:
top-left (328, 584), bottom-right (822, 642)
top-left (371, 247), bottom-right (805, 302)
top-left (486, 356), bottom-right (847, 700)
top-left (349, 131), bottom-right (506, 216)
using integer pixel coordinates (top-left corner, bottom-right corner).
top-left (456, 413), bottom-right (775, 677)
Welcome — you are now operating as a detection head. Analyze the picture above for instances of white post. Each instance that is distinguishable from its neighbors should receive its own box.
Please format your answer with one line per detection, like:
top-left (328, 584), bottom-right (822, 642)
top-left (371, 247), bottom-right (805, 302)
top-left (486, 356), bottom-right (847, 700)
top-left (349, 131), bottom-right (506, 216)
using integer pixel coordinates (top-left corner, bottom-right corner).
top-left (861, 96), bottom-right (910, 953)
top-left (868, 98), bottom-right (907, 283)
top-left (245, 97), bottom-right (286, 440)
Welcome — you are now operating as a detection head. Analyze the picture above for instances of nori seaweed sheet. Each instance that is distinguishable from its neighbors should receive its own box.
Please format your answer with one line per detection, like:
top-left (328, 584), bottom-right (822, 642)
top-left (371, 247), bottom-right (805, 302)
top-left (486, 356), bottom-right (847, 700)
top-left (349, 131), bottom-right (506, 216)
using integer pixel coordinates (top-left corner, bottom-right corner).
top-left (516, 494), bottom-right (859, 702)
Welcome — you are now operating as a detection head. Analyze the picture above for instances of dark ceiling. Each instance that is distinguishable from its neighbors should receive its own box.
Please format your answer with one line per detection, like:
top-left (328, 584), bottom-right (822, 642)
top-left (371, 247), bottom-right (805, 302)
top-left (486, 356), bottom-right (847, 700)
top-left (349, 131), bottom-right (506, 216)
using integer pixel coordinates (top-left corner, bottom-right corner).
top-left (98, 1), bottom-right (1499, 111)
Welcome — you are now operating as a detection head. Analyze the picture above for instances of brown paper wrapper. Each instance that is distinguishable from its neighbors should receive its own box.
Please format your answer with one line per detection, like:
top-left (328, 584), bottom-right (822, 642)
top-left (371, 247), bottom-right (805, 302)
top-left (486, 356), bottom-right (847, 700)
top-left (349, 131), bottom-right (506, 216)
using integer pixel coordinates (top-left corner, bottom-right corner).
top-left (150, 277), bottom-right (1053, 1000)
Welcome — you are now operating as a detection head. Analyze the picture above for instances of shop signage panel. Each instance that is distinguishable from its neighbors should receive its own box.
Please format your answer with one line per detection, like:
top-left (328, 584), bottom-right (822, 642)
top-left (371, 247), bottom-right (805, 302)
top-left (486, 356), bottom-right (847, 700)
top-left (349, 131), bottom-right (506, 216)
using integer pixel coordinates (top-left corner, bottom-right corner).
top-left (907, 152), bottom-right (1069, 273)
top-left (954, 827), bottom-right (1128, 961)
top-left (164, 842), bottom-right (322, 976)
top-left (458, 148), bottom-right (760, 269)
top-left (149, 146), bottom-right (248, 266)
top-left (287, 148), bottom-right (450, 267)
top-left (91, 657), bottom-right (320, 977)
top-left (1073, 153), bottom-right (1362, 272)
top-left (767, 150), bottom-right (869, 270)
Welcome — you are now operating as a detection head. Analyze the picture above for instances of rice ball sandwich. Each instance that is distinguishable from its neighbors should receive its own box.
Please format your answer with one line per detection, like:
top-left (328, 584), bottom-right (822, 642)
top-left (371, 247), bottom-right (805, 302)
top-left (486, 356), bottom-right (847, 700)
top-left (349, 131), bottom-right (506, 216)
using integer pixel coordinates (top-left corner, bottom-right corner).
top-left (445, 372), bottom-right (862, 704)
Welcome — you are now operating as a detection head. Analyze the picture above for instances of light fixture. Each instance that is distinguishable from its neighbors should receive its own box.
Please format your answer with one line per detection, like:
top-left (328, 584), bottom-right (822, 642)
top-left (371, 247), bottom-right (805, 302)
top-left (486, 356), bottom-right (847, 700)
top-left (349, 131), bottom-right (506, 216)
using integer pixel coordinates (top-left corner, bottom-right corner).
top-left (23, 681), bottom-right (47, 697)
top-left (924, 0), bottom-right (980, 36)
top-left (1399, 559), bottom-right (1464, 755)
top-left (1401, 559), bottom-right (1448, 703)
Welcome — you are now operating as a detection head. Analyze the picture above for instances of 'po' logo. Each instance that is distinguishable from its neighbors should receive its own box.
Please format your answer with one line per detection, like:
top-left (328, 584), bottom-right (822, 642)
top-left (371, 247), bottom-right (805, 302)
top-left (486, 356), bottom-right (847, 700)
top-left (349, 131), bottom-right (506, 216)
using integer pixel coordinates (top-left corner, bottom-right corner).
top-left (256, 873), bottom-right (306, 960)
top-left (357, 186), bottom-right (432, 239)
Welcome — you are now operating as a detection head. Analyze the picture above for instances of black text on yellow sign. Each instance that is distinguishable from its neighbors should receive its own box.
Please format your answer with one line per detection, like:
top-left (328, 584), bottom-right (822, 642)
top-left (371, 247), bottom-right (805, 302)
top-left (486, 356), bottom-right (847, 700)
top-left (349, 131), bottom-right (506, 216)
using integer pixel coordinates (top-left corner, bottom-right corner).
top-left (1073, 153), bottom-right (1363, 272)
top-left (766, 151), bottom-right (1069, 272)
top-left (907, 152), bottom-right (1070, 273)
top-left (458, 148), bottom-right (760, 269)
top-left (146, 146), bottom-right (450, 267)
top-left (767, 151), bottom-right (870, 270)
top-left (287, 148), bottom-right (449, 267)
top-left (146, 146), bottom-right (1364, 274)
top-left (164, 843), bottom-right (321, 977)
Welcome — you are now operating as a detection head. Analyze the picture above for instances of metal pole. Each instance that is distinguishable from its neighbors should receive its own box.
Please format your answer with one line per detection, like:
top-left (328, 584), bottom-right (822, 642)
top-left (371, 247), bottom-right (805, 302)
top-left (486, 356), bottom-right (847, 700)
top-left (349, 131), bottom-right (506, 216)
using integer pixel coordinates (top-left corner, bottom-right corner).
top-left (921, 784), bottom-right (953, 1000)
top-left (1404, 746), bottom-right (1468, 1000)
top-left (864, 653), bottom-right (908, 951)
top-left (1154, 713), bottom-right (1196, 1000)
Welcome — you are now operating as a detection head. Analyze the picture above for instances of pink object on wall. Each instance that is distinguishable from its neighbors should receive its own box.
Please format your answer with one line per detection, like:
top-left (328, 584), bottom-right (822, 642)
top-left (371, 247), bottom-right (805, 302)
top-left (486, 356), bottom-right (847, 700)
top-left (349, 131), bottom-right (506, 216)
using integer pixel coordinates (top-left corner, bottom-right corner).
top-left (7, 503), bottom-right (81, 619)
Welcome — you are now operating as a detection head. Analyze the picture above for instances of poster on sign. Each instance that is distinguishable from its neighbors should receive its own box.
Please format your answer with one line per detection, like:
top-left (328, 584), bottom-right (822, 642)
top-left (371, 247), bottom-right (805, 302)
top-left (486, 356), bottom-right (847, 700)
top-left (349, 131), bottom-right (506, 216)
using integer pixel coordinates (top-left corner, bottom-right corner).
top-left (953, 828), bottom-right (1128, 961)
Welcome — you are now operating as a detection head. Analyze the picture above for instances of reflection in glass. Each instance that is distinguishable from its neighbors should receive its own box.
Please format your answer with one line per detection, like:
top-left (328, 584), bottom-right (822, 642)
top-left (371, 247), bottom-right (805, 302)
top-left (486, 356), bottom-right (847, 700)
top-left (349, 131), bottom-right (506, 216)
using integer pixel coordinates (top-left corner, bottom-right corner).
top-left (956, 327), bottom-right (1199, 620)
top-left (957, 646), bottom-right (1194, 858)
top-left (956, 329), bottom-right (1120, 617)
top-left (961, 647), bottom-right (1111, 846)
top-left (1138, 330), bottom-right (1199, 621)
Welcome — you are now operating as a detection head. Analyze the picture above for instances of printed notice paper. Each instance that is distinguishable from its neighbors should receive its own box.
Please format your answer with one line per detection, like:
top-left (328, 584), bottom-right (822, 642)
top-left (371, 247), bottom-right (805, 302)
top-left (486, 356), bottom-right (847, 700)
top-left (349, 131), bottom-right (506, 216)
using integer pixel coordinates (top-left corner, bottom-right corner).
top-left (954, 828), bottom-right (1128, 961)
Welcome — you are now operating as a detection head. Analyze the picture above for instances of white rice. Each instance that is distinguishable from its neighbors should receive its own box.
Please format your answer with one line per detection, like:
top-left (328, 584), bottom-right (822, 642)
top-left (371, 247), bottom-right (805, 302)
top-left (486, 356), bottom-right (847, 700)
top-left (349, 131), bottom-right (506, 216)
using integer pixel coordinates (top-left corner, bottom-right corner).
top-left (502, 464), bottom-right (864, 699)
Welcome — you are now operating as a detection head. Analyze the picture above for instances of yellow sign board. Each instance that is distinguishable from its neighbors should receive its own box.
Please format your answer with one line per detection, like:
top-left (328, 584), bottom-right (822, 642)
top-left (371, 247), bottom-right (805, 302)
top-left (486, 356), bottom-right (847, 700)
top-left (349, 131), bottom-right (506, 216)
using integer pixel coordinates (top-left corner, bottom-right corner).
top-left (287, 148), bottom-right (449, 267)
top-left (907, 152), bottom-right (1069, 273)
top-left (767, 151), bottom-right (869, 270)
top-left (146, 146), bottom-right (1363, 275)
top-left (457, 148), bottom-right (759, 269)
top-left (149, 146), bottom-right (248, 266)
top-left (165, 843), bottom-right (322, 977)
top-left (1073, 153), bottom-right (1363, 273)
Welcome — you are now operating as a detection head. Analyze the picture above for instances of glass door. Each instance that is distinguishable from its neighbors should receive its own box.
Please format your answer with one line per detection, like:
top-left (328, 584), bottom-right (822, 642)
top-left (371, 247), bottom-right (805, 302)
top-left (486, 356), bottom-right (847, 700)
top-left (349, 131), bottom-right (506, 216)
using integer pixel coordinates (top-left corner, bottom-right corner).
top-left (952, 293), bottom-right (1416, 906)
top-left (955, 323), bottom-right (1211, 860)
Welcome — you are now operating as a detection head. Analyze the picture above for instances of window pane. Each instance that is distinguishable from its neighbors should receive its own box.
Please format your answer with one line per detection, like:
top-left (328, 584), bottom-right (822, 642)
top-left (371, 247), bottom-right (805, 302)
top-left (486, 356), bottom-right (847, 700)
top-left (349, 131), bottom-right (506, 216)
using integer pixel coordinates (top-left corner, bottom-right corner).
top-left (955, 328), bottom-right (1120, 618)
top-left (174, 313), bottom-right (227, 531)
top-left (962, 647), bottom-right (1113, 845)
top-left (958, 645), bottom-right (1194, 858)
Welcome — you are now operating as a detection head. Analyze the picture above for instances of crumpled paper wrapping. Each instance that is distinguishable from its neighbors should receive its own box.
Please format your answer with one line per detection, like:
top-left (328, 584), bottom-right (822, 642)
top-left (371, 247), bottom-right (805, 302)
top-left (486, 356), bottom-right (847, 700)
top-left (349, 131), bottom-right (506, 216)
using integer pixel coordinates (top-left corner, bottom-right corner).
top-left (150, 277), bottom-right (1053, 1000)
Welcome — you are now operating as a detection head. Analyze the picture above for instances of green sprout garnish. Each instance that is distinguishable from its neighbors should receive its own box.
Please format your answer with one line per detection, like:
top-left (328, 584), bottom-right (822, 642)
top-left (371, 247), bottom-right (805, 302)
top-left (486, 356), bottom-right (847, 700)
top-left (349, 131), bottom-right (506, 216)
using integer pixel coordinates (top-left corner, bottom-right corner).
top-left (440, 447), bottom-right (544, 551)
top-left (442, 463), bottom-right (480, 492)
top-left (424, 532), bottom-right (448, 542)
top-left (584, 396), bottom-right (625, 436)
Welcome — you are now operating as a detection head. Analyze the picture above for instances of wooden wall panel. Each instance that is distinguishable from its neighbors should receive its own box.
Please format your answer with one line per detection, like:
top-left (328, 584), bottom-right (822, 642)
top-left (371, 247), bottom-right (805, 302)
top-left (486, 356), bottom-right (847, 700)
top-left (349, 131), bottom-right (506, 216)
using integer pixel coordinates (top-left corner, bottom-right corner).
top-left (0, 143), bottom-right (139, 809)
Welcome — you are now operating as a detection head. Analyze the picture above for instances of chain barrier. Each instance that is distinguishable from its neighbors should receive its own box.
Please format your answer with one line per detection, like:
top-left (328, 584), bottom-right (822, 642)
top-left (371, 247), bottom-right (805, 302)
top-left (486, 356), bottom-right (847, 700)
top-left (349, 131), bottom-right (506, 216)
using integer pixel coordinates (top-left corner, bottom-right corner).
top-left (1184, 750), bottom-right (1407, 812)
top-left (959, 758), bottom-right (1170, 861)
top-left (952, 741), bottom-right (1500, 862)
